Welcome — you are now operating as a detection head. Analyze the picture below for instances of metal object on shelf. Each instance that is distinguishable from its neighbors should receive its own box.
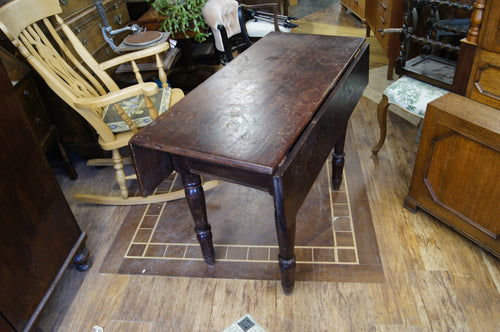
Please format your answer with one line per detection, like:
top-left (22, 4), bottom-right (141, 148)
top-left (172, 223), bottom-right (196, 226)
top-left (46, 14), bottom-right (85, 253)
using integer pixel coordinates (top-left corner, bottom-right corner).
top-left (93, 0), bottom-right (143, 51)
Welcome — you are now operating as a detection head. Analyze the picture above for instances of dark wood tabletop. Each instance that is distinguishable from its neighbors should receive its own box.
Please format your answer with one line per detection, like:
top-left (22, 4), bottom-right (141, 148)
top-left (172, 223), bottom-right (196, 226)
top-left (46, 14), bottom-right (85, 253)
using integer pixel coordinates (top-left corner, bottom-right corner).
top-left (131, 32), bottom-right (365, 175)
top-left (130, 32), bottom-right (369, 294)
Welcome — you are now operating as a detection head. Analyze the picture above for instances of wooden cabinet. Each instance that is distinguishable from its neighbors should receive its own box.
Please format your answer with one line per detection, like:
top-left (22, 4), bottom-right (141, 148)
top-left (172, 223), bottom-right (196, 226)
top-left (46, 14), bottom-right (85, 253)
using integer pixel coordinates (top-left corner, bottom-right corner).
top-left (15, 74), bottom-right (55, 148)
top-left (14, 72), bottom-right (78, 179)
top-left (59, 0), bottom-right (131, 62)
top-left (365, 0), bottom-right (403, 79)
top-left (466, 0), bottom-right (500, 109)
top-left (0, 59), bottom-right (89, 332)
top-left (341, 0), bottom-right (366, 24)
top-left (404, 93), bottom-right (500, 258)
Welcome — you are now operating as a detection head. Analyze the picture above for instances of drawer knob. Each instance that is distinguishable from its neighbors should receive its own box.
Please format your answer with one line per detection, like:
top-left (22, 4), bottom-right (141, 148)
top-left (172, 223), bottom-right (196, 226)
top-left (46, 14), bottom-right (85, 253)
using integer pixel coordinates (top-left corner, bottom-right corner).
top-left (74, 27), bottom-right (81, 34)
top-left (23, 89), bottom-right (32, 100)
top-left (35, 116), bottom-right (43, 127)
top-left (82, 38), bottom-right (87, 46)
top-left (114, 13), bottom-right (122, 25)
top-left (59, 0), bottom-right (67, 5)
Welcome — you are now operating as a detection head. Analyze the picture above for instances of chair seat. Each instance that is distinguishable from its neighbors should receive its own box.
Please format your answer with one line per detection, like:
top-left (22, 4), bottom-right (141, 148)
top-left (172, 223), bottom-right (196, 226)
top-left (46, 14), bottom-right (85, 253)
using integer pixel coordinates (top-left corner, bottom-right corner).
top-left (245, 20), bottom-right (291, 38)
top-left (102, 87), bottom-right (172, 133)
top-left (384, 76), bottom-right (448, 117)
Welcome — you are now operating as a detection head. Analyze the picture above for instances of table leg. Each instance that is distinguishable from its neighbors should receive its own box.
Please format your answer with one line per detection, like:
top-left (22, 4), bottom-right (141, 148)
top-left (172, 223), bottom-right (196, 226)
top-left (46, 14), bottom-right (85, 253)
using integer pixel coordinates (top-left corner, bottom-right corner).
top-left (332, 126), bottom-right (347, 190)
top-left (273, 188), bottom-right (297, 295)
top-left (179, 171), bottom-right (216, 266)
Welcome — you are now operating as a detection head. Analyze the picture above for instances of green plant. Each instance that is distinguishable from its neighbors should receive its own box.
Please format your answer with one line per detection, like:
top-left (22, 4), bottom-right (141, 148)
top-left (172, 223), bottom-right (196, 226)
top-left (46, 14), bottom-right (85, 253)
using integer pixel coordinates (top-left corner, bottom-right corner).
top-left (148, 0), bottom-right (210, 43)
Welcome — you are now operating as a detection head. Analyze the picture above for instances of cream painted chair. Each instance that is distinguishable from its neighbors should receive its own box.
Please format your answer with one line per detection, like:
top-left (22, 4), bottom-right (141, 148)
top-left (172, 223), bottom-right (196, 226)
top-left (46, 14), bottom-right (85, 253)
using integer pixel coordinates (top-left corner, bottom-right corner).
top-left (0, 0), bottom-right (219, 205)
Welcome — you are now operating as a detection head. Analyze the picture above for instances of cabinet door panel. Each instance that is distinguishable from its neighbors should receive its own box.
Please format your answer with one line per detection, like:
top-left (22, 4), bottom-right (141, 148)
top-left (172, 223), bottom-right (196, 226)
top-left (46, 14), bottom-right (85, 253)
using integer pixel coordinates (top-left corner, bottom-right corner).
top-left (425, 133), bottom-right (500, 237)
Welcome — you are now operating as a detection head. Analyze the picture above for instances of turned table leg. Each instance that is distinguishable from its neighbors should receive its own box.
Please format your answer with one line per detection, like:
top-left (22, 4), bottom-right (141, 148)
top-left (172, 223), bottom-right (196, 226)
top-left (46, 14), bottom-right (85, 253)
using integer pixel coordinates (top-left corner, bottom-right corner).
top-left (179, 170), bottom-right (215, 266)
top-left (273, 184), bottom-right (297, 295)
top-left (332, 126), bottom-right (347, 190)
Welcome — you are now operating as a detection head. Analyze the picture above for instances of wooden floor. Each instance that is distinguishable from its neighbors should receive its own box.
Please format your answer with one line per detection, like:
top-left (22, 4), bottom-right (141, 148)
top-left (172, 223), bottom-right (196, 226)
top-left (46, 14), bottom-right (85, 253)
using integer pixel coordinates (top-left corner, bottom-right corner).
top-left (39, 2), bottom-right (500, 331)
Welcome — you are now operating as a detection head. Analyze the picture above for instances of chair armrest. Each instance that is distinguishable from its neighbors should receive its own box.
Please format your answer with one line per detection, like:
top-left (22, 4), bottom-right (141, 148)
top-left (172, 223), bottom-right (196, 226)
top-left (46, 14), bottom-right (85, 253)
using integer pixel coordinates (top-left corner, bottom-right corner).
top-left (99, 42), bottom-right (171, 70)
top-left (74, 82), bottom-right (159, 109)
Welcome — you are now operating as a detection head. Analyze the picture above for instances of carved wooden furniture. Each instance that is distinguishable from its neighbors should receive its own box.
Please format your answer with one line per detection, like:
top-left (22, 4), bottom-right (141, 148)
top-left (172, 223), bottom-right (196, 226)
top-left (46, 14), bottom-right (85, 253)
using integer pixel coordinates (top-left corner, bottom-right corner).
top-left (395, 0), bottom-right (474, 91)
top-left (341, 0), bottom-right (366, 25)
top-left (0, 0), bottom-right (218, 205)
top-left (0, 57), bottom-right (89, 332)
top-left (404, 92), bottom-right (499, 258)
top-left (129, 32), bottom-right (369, 294)
top-left (466, 0), bottom-right (500, 109)
top-left (366, 0), bottom-right (404, 79)
top-left (371, 0), bottom-right (477, 154)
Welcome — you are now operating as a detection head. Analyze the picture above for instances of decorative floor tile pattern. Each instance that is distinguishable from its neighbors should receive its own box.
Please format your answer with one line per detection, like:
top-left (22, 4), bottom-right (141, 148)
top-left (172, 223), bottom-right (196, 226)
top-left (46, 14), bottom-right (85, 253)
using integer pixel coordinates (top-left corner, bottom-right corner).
top-left (125, 162), bottom-right (357, 265)
top-left (100, 129), bottom-right (384, 283)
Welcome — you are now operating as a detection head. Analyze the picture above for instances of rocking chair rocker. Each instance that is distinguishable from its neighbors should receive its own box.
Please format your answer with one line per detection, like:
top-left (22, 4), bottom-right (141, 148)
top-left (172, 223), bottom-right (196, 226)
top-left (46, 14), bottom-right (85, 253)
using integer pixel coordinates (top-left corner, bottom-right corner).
top-left (0, 0), bottom-right (219, 205)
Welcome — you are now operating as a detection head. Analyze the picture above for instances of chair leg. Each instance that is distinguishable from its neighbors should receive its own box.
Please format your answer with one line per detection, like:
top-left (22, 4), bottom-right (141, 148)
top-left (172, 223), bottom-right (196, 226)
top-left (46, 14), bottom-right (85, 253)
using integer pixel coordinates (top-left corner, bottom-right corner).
top-left (372, 94), bottom-right (390, 154)
top-left (74, 150), bottom-right (222, 206)
top-left (112, 149), bottom-right (129, 199)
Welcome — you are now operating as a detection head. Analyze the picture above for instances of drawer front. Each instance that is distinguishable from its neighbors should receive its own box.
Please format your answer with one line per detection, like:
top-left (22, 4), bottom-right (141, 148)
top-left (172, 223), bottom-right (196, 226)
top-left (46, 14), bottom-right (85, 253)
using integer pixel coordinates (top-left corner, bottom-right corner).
top-left (92, 42), bottom-right (115, 63)
top-left (341, 0), bottom-right (366, 18)
top-left (58, 0), bottom-right (95, 20)
top-left (376, 0), bottom-right (393, 29)
top-left (66, 0), bottom-right (130, 55)
top-left (15, 76), bottom-right (53, 144)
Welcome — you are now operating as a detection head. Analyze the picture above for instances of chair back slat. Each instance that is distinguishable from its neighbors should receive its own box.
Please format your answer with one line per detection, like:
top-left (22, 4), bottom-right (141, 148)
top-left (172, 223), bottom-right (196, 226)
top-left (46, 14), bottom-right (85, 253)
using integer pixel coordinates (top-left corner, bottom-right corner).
top-left (42, 18), bottom-right (107, 96)
top-left (0, 0), bottom-right (61, 41)
top-left (0, 0), bottom-right (150, 142)
top-left (55, 15), bottom-right (120, 92)
top-left (23, 25), bottom-right (99, 99)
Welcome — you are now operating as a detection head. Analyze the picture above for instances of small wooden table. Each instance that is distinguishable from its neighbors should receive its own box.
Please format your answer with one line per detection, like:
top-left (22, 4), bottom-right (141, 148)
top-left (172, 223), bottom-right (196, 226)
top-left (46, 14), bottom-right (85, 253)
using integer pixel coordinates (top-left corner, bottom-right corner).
top-left (129, 32), bottom-right (369, 294)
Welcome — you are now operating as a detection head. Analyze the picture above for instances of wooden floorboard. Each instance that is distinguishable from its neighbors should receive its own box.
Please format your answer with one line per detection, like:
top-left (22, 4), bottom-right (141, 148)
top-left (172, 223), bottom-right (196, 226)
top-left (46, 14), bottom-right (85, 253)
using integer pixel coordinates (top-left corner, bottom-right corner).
top-left (37, 3), bottom-right (500, 332)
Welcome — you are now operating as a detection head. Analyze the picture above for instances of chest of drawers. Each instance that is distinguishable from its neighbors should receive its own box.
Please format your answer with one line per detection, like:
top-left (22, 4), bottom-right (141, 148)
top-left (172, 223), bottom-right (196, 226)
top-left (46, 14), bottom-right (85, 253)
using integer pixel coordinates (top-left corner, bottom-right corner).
top-left (57, 0), bottom-right (131, 62)
top-left (341, 0), bottom-right (366, 24)
top-left (366, 0), bottom-right (403, 79)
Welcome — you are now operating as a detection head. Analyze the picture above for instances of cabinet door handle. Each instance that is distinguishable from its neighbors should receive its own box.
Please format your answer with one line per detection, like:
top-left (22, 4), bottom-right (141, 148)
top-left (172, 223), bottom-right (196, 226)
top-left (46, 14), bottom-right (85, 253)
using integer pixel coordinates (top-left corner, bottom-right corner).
top-left (23, 89), bottom-right (32, 100)
top-left (379, 16), bottom-right (386, 24)
top-left (354, 0), bottom-right (359, 4)
top-left (59, 0), bottom-right (67, 5)
top-left (381, 3), bottom-right (387, 10)
top-left (114, 13), bottom-right (122, 25)
top-left (35, 116), bottom-right (43, 127)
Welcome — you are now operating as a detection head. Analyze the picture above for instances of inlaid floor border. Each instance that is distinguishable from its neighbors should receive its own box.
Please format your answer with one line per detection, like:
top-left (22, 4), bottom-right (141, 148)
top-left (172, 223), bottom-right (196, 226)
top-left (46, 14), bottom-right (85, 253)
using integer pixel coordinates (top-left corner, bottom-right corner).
top-left (100, 122), bottom-right (384, 283)
top-left (123, 162), bottom-right (359, 266)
